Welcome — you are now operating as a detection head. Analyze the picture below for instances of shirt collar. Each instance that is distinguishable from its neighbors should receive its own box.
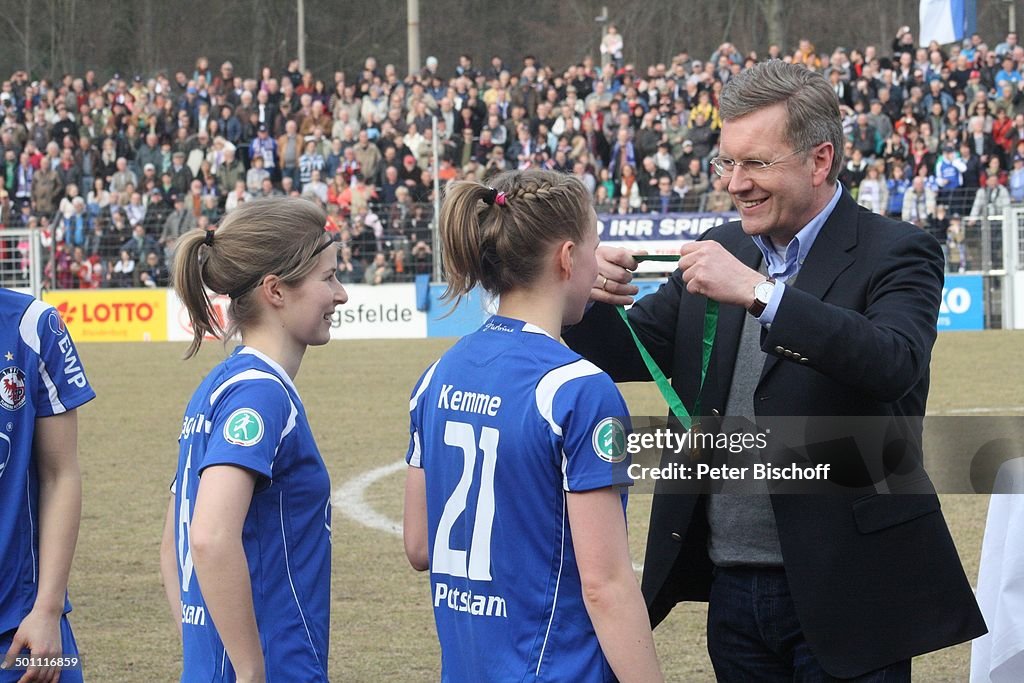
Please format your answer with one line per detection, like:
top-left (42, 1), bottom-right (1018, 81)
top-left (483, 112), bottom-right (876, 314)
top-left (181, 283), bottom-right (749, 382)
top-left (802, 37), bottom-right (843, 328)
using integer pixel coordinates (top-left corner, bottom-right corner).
top-left (752, 183), bottom-right (842, 280)
top-left (238, 345), bottom-right (299, 397)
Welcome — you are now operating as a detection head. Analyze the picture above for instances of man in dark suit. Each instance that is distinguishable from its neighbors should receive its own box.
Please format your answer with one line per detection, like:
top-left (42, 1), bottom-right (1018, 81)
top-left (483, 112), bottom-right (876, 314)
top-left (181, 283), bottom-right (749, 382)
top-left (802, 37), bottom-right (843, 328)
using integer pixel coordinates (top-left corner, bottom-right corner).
top-left (565, 60), bottom-right (985, 681)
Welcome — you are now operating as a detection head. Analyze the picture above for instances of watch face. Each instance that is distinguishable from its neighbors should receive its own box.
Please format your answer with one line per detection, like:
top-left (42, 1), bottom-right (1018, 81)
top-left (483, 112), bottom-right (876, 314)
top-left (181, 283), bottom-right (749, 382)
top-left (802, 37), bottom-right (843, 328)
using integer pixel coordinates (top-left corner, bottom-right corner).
top-left (754, 281), bottom-right (774, 303)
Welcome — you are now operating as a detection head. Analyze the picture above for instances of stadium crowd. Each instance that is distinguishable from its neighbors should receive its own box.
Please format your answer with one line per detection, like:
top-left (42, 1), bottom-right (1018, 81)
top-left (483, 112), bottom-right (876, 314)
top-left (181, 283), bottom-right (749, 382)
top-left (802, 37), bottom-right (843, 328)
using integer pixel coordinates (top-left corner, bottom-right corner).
top-left (2, 25), bottom-right (1024, 288)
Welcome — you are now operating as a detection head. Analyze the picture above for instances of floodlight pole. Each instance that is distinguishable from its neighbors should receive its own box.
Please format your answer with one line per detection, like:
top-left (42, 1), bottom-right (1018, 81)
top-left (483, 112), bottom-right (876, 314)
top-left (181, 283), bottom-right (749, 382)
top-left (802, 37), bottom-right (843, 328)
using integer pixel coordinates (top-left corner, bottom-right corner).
top-left (408, 0), bottom-right (421, 77)
top-left (297, 0), bottom-right (306, 71)
top-left (432, 114), bottom-right (441, 281)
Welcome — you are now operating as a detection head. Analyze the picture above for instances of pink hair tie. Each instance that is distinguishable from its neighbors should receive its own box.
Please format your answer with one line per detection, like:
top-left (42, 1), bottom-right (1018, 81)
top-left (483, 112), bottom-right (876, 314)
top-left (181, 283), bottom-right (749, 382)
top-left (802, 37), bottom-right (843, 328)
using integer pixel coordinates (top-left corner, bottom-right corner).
top-left (484, 187), bottom-right (507, 207)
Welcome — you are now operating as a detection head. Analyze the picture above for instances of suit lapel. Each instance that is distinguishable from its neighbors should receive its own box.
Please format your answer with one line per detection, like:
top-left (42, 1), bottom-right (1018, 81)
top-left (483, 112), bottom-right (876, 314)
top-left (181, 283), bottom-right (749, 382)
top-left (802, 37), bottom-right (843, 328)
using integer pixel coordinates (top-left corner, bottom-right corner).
top-left (759, 190), bottom-right (859, 383)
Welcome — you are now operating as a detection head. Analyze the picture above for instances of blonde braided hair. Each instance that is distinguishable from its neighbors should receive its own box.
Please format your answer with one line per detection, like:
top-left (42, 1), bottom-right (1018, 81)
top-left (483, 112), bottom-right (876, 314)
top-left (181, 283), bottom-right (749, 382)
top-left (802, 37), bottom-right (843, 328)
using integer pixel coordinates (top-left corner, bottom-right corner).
top-left (440, 169), bottom-right (593, 304)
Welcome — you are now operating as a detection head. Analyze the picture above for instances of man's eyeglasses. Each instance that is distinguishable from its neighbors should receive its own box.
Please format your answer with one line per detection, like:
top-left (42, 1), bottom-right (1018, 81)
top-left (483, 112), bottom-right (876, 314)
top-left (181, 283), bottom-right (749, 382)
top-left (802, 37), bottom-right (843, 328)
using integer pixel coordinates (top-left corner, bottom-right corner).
top-left (710, 148), bottom-right (807, 178)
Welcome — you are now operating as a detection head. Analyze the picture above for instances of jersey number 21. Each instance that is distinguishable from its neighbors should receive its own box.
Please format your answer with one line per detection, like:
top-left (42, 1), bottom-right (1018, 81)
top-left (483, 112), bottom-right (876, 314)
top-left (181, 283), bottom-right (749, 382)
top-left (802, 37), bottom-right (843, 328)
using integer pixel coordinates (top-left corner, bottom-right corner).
top-left (432, 420), bottom-right (498, 581)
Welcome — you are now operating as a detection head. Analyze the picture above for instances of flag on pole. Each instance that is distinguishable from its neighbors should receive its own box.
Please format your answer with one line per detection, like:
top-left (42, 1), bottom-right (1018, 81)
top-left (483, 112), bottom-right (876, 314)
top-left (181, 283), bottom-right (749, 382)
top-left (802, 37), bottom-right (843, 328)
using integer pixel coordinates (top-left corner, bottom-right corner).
top-left (919, 0), bottom-right (976, 47)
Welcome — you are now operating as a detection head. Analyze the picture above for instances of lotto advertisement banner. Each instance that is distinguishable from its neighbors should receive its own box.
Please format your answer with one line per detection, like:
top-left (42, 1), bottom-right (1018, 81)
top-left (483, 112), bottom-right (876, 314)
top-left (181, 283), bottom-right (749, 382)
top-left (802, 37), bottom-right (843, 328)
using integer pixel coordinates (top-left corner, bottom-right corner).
top-left (42, 289), bottom-right (168, 342)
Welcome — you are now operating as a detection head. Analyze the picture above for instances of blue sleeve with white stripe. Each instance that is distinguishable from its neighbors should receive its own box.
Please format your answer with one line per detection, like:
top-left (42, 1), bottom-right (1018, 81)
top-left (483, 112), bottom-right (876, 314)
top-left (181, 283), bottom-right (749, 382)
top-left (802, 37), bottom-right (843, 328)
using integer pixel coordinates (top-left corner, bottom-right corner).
top-left (32, 305), bottom-right (95, 417)
top-left (406, 361), bottom-right (438, 469)
top-left (553, 372), bottom-right (632, 493)
top-left (200, 380), bottom-right (293, 480)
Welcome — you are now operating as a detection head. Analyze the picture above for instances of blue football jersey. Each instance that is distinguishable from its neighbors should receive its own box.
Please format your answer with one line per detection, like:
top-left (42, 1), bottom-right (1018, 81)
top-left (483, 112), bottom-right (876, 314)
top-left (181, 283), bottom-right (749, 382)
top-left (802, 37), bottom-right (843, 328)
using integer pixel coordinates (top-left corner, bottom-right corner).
top-left (173, 346), bottom-right (331, 682)
top-left (407, 315), bottom-right (632, 683)
top-left (0, 289), bottom-right (94, 634)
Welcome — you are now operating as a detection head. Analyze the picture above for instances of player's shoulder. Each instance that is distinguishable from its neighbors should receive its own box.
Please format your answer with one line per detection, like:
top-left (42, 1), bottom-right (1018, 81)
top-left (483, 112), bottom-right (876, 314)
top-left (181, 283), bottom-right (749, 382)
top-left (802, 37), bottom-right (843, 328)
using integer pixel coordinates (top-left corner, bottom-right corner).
top-left (205, 348), bottom-right (296, 408)
top-left (3, 291), bottom-right (70, 357)
top-left (0, 288), bottom-right (35, 315)
top-left (0, 289), bottom-right (47, 338)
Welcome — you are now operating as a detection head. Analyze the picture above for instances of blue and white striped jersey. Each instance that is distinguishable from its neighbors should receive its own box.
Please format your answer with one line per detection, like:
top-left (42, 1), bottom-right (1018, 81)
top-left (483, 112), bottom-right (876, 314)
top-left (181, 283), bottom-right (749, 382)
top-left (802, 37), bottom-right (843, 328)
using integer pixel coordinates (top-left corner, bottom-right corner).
top-left (0, 288), bottom-right (94, 634)
top-left (407, 315), bottom-right (631, 682)
top-left (173, 346), bottom-right (331, 682)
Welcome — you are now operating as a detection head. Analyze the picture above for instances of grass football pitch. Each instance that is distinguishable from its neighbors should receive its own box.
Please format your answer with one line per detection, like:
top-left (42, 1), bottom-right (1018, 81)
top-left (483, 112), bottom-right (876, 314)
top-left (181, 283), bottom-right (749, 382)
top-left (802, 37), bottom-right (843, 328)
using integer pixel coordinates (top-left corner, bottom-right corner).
top-left (68, 330), bottom-right (1023, 681)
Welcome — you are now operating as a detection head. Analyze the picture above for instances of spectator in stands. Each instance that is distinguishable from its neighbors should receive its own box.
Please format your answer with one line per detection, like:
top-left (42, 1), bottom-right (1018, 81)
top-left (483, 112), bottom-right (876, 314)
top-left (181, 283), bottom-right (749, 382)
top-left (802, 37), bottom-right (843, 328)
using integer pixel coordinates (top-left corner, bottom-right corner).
top-left (109, 157), bottom-right (137, 194)
top-left (704, 176), bottom-right (734, 212)
top-left (31, 161), bottom-right (62, 218)
top-left (335, 244), bottom-right (363, 284)
top-left (857, 164), bottom-right (888, 214)
top-left (352, 129), bottom-right (381, 181)
top-left (138, 250), bottom-right (169, 287)
top-left (885, 163), bottom-right (911, 218)
top-left (245, 154), bottom-right (269, 194)
top-left (1010, 153), bottom-right (1024, 201)
top-left (161, 194), bottom-right (196, 246)
top-left (637, 156), bottom-right (669, 201)
top-left (109, 248), bottom-right (135, 287)
top-left (121, 223), bottom-right (159, 269)
top-left (168, 151), bottom-right (193, 195)
top-left (617, 163), bottom-right (641, 212)
top-left (302, 169), bottom-right (328, 204)
top-left (649, 175), bottom-right (683, 213)
top-left (224, 180), bottom-right (253, 213)
top-left (679, 157), bottom-right (710, 211)
top-left (341, 173), bottom-right (378, 215)
top-left (902, 174), bottom-right (936, 226)
top-left (124, 191), bottom-right (148, 228)
top-left (298, 140), bottom-right (324, 188)
top-left (969, 173), bottom-right (1011, 222)
top-left (363, 251), bottom-right (393, 285)
top-left (85, 176), bottom-right (109, 218)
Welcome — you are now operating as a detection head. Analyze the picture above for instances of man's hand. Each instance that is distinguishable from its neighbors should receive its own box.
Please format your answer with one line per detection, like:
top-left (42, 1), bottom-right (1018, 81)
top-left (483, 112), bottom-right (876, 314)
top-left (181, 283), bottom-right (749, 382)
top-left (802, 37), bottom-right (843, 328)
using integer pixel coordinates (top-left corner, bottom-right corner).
top-left (679, 241), bottom-right (764, 307)
top-left (591, 246), bottom-right (644, 306)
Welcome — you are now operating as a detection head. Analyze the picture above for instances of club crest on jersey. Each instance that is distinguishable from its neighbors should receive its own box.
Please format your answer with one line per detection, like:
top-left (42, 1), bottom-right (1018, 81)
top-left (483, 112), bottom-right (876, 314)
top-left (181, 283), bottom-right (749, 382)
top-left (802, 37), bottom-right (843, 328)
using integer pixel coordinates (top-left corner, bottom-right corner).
top-left (224, 408), bottom-right (264, 447)
top-left (0, 366), bottom-right (27, 411)
top-left (48, 311), bottom-right (66, 335)
top-left (592, 417), bottom-right (626, 463)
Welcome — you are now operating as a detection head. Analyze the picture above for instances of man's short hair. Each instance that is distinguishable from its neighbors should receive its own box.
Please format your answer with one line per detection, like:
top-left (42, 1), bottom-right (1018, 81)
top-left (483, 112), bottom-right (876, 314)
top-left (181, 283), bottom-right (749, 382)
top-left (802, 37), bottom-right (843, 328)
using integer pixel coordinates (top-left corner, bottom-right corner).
top-left (719, 60), bottom-right (845, 184)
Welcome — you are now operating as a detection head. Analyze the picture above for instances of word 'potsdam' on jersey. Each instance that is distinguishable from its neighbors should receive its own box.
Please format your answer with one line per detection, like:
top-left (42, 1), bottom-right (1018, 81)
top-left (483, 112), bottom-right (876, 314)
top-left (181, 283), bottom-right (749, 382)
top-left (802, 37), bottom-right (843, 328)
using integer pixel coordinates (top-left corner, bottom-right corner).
top-left (437, 384), bottom-right (502, 417)
top-left (434, 581), bottom-right (507, 618)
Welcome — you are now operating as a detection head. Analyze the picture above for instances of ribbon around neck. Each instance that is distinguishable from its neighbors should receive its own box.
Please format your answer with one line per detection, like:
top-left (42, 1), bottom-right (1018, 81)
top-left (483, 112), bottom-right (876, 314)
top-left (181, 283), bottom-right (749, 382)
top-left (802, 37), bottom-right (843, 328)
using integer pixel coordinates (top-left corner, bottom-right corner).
top-left (614, 298), bottom-right (718, 431)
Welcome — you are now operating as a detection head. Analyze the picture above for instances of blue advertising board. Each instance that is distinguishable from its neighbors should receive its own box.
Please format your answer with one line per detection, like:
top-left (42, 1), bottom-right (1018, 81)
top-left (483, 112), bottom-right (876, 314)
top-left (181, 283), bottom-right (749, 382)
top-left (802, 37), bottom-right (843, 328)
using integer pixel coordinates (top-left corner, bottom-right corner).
top-left (937, 274), bottom-right (985, 331)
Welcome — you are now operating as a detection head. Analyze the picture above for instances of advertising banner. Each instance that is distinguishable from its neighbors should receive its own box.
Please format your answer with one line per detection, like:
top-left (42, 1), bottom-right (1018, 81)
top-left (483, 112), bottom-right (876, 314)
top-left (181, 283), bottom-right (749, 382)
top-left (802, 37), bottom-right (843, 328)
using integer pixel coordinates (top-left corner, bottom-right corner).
top-left (937, 274), bottom-right (985, 331)
top-left (43, 289), bottom-right (167, 342)
top-left (597, 212), bottom-right (736, 273)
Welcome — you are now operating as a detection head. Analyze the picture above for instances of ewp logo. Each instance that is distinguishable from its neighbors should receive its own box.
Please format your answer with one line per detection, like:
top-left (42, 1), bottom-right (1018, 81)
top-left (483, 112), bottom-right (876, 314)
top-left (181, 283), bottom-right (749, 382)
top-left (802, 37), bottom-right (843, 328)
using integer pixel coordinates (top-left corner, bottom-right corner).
top-left (55, 301), bottom-right (77, 324)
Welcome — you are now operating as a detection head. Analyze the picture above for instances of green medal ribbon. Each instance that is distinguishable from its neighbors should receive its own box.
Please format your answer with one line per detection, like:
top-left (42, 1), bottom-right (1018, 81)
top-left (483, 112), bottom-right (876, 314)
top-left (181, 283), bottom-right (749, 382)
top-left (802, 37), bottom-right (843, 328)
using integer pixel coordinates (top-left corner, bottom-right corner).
top-left (615, 255), bottom-right (718, 431)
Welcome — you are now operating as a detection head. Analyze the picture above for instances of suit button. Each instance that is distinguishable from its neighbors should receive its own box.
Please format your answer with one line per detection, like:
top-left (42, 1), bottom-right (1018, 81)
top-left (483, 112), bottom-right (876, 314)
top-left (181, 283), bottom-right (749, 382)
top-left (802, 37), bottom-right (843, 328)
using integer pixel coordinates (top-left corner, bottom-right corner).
top-left (800, 357), bottom-right (809, 364)
top-left (670, 532), bottom-right (682, 542)
top-left (792, 352), bottom-right (802, 360)
top-left (784, 350), bottom-right (794, 358)
top-left (774, 346), bottom-right (784, 354)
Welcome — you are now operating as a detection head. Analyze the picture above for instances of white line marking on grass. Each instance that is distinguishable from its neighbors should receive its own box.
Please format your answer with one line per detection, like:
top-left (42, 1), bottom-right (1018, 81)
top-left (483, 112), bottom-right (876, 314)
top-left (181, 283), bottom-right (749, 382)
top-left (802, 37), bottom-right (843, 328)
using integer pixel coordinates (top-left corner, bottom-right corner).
top-left (332, 460), bottom-right (407, 537)
top-left (332, 459), bottom-right (647, 573)
top-left (928, 406), bottom-right (1024, 415)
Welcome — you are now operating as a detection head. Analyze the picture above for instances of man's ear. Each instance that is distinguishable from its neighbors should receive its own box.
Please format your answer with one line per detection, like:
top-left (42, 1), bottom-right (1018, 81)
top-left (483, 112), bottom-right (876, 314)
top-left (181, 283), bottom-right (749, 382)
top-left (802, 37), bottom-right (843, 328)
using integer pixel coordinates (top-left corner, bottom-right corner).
top-left (811, 142), bottom-right (834, 188)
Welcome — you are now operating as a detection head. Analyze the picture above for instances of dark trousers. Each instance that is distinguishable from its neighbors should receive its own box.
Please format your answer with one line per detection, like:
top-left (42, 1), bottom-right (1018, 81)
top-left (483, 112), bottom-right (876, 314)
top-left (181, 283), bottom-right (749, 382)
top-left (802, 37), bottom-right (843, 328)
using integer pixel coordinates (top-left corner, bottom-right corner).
top-left (707, 566), bottom-right (911, 682)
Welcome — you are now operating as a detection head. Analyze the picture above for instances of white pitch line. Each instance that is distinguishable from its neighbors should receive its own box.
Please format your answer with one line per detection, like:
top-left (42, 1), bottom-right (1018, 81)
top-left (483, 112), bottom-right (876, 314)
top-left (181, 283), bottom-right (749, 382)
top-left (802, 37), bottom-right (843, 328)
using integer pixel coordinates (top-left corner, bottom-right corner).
top-left (928, 406), bottom-right (1024, 415)
top-left (332, 459), bottom-right (645, 573)
top-left (332, 459), bottom-right (407, 537)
